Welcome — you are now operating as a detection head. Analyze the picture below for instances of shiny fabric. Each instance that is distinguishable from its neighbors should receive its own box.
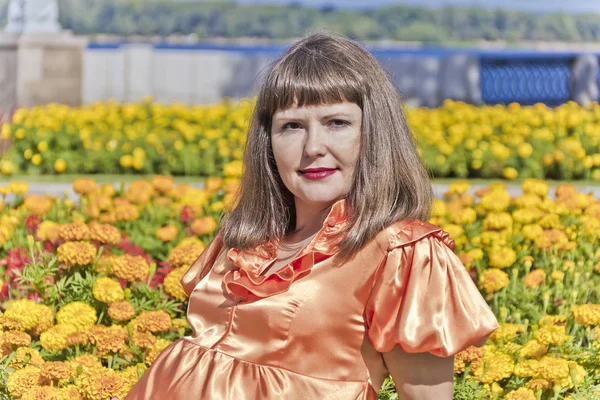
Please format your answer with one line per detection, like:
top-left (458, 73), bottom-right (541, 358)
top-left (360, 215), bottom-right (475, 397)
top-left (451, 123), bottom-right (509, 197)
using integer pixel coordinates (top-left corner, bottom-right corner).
top-left (125, 200), bottom-right (499, 400)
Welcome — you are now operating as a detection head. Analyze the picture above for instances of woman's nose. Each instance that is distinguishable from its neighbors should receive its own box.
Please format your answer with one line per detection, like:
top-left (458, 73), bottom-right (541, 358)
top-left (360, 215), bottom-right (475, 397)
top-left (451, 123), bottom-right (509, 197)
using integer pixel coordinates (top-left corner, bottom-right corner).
top-left (303, 126), bottom-right (327, 158)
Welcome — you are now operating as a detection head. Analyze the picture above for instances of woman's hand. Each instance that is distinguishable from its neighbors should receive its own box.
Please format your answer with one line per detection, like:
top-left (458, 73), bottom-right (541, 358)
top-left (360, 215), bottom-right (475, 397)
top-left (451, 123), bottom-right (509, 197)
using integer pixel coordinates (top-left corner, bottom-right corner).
top-left (382, 346), bottom-right (454, 400)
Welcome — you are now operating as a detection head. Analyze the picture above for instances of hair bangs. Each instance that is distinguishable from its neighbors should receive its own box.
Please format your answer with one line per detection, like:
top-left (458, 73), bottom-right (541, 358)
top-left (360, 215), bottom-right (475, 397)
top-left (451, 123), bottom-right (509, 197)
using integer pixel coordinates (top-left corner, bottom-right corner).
top-left (261, 48), bottom-right (364, 115)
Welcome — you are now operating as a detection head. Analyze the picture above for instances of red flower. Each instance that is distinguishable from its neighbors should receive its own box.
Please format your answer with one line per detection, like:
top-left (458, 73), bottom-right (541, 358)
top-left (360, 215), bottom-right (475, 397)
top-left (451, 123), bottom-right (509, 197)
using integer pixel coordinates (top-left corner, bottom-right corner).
top-left (25, 214), bottom-right (41, 235)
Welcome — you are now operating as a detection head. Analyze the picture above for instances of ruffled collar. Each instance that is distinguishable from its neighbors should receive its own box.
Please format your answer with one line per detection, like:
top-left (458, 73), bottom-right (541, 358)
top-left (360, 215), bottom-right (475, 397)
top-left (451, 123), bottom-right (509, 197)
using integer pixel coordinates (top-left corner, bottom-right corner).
top-left (223, 199), bottom-right (349, 303)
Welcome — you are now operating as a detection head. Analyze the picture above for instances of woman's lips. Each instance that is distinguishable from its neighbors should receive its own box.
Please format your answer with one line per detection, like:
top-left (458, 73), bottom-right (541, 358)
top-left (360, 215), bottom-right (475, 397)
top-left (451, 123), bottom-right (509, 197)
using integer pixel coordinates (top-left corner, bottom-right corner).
top-left (299, 168), bottom-right (337, 180)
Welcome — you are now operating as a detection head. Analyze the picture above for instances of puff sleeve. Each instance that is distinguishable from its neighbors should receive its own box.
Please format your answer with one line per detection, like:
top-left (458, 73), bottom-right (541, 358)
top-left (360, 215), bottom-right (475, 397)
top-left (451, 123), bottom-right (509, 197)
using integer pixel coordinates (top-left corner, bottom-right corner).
top-left (365, 221), bottom-right (499, 357)
top-left (180, 234), bottom-right (225, 297)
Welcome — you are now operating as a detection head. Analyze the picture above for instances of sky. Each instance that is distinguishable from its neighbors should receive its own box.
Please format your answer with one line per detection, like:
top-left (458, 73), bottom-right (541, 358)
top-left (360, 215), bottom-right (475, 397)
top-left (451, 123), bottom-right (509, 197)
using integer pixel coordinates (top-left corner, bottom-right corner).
top-left (230, 0), bottom-right (600, 14)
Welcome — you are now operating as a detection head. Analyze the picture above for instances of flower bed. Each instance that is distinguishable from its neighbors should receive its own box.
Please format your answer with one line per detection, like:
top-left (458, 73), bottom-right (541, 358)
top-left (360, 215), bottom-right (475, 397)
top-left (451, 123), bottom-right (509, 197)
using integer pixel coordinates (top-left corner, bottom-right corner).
top-left (0, 177), bottom-right (600, 399)
top-left (3, 99), bottom-right (600, 181)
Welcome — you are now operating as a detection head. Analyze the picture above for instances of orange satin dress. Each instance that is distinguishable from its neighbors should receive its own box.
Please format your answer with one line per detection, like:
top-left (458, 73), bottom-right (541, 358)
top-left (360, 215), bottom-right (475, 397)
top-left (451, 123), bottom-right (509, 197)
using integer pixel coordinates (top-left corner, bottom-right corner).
top-left (125, 200), bottom-right (499, 400)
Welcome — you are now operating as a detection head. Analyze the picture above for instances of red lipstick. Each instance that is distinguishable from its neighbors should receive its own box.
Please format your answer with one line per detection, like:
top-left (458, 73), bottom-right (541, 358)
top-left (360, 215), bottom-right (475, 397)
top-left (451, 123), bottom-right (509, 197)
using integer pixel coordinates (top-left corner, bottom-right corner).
top-left (299, 168), bottom-right (337, 180)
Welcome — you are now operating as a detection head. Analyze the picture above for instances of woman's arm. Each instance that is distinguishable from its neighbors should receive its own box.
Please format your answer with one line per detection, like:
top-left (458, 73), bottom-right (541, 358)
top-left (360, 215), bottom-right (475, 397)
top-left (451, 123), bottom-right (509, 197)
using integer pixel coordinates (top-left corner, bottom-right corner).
top-left (382, 346), bottom-right (454, 400)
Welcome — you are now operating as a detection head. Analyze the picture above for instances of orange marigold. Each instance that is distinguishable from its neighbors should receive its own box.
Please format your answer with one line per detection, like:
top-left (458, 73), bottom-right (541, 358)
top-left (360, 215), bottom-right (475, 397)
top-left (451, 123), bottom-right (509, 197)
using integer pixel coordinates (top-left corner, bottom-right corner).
top-left (168, 243), bottom-right (205, 268)
top-left (111, 254), bottom-right (150, 282)
top-left (132, 331), bottom-right (157, 348)
top-left (23, 195), bottom-right (53, 216)
top-left (191, 216), bottom-right (218, 236)
top-left (41, 360), bottom-right (72, 381)
top-left (58, 223), bottom-right (90, 242)
top-left (89, 224), bottom-right (121, 245)
top-left (57, 241), bottom-right (97, 266)
top-left (76, 367), bottom-right (128, 400)
top-left (135, 310), bottom-right (172, 333)
top-left (87, 325), bottom-right (127, 356)
top-left (151, 175), bottom-right (174, 194)
top-left (156, 225), bottom-right (178, 242)
top-left (114, 203), bottom-right (140, 222)
top-left (523, 269), bottom-right (546, 288)
top-left (73, 178), bottom-right (98, 196)
top-left (1, 330), bottom-right (32, 351)
top-left (108, 300), bottom-right (135, 322)
top-left (6, 365), bottom-right (44, 398)
top-left (21, 386), bottom-right (65, 400)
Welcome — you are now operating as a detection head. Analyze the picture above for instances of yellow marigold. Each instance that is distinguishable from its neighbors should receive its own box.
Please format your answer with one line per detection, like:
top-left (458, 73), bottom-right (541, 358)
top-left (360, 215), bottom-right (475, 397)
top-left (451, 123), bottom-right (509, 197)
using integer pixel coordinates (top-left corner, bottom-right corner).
top-left (1, 330), bottom-right (32, 349)
top-left (10, 347), bottom-right (45, 370)
top-left (96, 253), bottom-right (117, 275)
top-left (57, 241), bottom-right (97, 267)
top-left (76, 367), bottom-right (128, 400)
top-left (431, 199), bottom-right (447, 218)
top-left (172, 318), bottom-right (190, 330)
top-left (121, 364), bottom-right (146, 392)
top-left (108, 300), bottom-right (135, 322)
top-left (480, 190), bottom-right (511, 212)
top-left (512, 208), bottom-right (540, 225)
top-left (572, 304), bottom-right (600, 326)
top-left (551, 271), bottom-right (565, 281)
top-left (151, 175), bottom-right (174, 194)
top-left (87, 325), bottom-right (127, 356)
top-left (164, 267), bottom-right (188, 301)
top-left (175, 236), bottom-right (204, 248)
top-left (145, 338), bottom-right (171, 365)
top-left (126, 180), bottom-right (154, 205)
top-left (535, 356), bottom-right (570, 382)
top-left (168, 243), bottom-right (205, 268)
top-left (526, 378), bottom-right (552, 391)
top-left (114, 203), bottom-right (140, 222)
top-left (536, 325), bottom-right (568, 346)
top-left (448, 207), bottom-right (477, 225)
top-left (41, 360), bottom-right (72, 381)
top-left (522, 269), bottom-right (546, 288)
top-left (156, 224), bottom-right (178, 242)
top-left (135, 310), bottom-right (172, 333)
top-left (132, 331), bottom-right (157, 348)
top-left (521, 178), bottom-right (549, 197)
top-left (37, 220), bottom-right (61, 243)
top-left (483, 212), bottom-right (513, 231)
top-left (446, 181), bottom-right (470, 196)
top-left (92, 277), bottom-right (124, 304)
top-left (519, 339), bottom-right (548, 358)
top-left (111, 254), bottom-right (150, 282)
top-left (89, 224), bottom-right (121, 245)
top-left (522, 224), bottom-right (544, 241)
top-left (490, 323), bottom-right (526, 342)
top-left (488, 246), bottom-right (517, 269)
top-left (513, 194), bottom-right (543, 209)
top-left (56, 302), bottom-right (97, 332)
top-left (479, 269), bottom-right (509, 294)
top-left (504, 388), bottom-right (536, 400)
top-left (554, 361), bottom-right (585, 388)
top-left (191, 216), bottom-right (218, 236)
top-left (23, 195), bottom-right (53, 216)
top-left (40, 323), bottom-right (78, 351)
top-left (58, 223), bottom-right (90, 242)
top-left (73, 178), bottom-right (98, 196)
top-left (514, 359), bottom-right (540, 378)
top-left (6, 365), bottom-right (43, 398)
top-left (4, 299), bottom-right (52, 332)
top-left (538, 315), bottom-right (566, 328)
top-left (472, 352), bottom-right (514, 383)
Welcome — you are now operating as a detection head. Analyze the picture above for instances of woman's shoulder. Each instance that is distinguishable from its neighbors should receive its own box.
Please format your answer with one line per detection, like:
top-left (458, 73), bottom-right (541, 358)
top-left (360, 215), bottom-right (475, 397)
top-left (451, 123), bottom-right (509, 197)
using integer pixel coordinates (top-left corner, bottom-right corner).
top-left (373, 219), bottom-right (454, 253)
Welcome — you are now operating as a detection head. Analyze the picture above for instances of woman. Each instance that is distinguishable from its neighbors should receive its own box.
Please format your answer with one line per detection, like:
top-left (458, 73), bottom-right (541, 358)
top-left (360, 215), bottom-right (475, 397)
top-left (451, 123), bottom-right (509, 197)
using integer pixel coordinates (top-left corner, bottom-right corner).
top-left (125, 31), bottom-right (498, 400)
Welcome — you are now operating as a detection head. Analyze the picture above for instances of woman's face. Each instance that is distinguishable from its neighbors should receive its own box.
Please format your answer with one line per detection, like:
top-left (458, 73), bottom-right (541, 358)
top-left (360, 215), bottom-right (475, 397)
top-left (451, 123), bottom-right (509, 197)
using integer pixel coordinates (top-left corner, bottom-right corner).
top-left (270, 101), bottom-right (362, 208)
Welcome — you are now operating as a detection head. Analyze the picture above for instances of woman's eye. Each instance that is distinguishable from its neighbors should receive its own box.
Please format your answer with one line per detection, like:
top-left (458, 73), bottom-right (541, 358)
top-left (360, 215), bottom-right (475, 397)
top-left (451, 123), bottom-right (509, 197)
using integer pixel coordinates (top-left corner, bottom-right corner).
top-left (282, 122), bottom-right (302, 131)
top-left (330, 119), bottom-right (350, 128)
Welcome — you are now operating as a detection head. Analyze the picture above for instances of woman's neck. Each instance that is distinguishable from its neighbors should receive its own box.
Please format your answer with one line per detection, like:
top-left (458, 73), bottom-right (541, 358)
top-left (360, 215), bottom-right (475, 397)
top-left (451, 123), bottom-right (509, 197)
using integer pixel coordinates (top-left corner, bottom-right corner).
top-left (286, 198), bottom-right (335, 243)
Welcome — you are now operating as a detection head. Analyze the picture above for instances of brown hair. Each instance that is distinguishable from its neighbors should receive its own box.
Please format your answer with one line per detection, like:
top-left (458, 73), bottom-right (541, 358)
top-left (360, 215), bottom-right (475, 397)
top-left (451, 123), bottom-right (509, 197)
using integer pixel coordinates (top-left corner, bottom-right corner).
top-left (221, 30), bottom-right (433, 260)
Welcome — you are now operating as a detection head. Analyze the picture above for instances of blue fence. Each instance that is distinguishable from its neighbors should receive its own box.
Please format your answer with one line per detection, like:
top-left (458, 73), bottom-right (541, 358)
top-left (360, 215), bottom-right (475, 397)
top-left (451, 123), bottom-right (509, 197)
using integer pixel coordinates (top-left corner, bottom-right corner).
top-left (88, 41), bottom-right (599, 106)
